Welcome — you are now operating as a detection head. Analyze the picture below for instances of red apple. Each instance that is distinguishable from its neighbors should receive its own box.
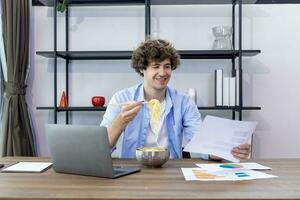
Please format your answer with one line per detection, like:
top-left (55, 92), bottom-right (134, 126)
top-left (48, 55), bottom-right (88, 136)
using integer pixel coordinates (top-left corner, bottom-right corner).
top-left (91, 96), bottom-right (105, 107)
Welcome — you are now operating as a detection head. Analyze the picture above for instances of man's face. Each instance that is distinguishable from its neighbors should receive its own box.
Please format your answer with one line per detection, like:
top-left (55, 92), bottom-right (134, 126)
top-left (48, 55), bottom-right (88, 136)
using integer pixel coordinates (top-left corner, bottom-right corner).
top-left (142, 59), bottom-right (172, 91)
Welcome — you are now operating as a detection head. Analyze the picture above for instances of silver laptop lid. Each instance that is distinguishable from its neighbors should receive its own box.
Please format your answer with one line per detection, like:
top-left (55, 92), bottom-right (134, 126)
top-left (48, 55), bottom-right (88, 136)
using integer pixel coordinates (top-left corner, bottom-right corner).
top-left (45, 124), bottom-right (115, 178)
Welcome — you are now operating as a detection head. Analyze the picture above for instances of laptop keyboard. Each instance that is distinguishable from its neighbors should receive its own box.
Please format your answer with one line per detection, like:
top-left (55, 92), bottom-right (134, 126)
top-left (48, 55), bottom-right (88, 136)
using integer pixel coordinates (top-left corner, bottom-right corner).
top-left (113, 166), bottom-right (127, 174)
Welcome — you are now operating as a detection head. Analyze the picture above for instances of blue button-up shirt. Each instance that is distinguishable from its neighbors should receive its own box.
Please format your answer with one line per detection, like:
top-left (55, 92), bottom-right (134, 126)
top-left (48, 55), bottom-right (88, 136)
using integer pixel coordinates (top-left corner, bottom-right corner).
top-left (100, 83), bottom-right (208, 159)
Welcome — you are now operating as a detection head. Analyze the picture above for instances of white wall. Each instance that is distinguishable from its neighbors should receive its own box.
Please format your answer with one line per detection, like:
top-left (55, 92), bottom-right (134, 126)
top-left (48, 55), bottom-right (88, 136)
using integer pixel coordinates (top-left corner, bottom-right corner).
top-left (29, 4), bottom-right (300, 158)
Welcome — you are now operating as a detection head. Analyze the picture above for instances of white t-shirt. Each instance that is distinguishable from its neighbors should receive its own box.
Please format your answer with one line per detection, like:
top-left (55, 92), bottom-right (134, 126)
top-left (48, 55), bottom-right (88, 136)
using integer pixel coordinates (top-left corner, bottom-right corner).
top-left (144, 100), bottom-right (168, 150)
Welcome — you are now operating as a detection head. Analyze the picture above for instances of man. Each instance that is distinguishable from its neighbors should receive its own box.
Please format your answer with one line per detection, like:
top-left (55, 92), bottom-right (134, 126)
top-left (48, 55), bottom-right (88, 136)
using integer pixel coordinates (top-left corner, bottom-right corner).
top-left (100, 38), bottom-right (250, 160)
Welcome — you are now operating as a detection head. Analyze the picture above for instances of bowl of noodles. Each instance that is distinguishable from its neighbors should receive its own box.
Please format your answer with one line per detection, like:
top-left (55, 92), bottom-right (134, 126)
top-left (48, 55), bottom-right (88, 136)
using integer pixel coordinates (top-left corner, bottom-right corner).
top-left (136, 147), bottom-right (170, 168)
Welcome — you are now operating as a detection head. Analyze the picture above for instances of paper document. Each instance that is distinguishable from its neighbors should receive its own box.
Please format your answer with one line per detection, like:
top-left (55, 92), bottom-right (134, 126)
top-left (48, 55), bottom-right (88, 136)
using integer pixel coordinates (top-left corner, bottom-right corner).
top-left (196, 162), bottom-right (272, 172)
top-left (181, 168), bottom-right (277, 181)
top-left (184, 115), bottom-right (257, 162)
top-left (1, 162), bottom-right (52, 173)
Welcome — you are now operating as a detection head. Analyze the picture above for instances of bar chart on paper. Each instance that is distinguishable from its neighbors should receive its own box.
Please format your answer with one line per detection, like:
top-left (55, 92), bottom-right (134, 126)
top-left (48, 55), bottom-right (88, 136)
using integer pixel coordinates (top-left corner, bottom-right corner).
top-left (219, 163), bottom-right (243, 169)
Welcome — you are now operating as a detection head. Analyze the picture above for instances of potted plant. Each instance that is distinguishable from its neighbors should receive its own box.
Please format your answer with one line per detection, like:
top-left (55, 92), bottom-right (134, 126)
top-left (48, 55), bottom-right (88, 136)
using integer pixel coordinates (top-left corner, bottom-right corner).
top-left (57, 0), bottom-right (68, 13)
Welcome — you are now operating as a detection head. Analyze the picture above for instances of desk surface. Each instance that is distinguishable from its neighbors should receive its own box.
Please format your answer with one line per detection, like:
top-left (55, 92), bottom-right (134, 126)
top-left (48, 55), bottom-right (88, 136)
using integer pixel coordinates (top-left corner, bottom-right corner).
top-left (0, 157), bottom-right (299, 200)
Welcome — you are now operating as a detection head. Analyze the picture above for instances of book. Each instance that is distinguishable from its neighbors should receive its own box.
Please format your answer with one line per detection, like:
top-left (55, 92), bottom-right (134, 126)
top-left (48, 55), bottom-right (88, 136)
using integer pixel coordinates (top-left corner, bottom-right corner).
top-left (215, 69), bottom-right (223, 106)
top-left (223, 77), bottom-right (229, 106)
top-left (229, 77), bottom-right (236, 106)
top-left (1, 162), bottom-right (52, 173)
top-left (235, 69), bottom-right (240, 106)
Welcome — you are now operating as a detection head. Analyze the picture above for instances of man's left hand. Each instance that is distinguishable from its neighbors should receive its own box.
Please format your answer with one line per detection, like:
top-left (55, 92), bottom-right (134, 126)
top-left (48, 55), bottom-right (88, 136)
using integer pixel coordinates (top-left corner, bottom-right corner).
top-left (231, 143), bottom-right (251, 161)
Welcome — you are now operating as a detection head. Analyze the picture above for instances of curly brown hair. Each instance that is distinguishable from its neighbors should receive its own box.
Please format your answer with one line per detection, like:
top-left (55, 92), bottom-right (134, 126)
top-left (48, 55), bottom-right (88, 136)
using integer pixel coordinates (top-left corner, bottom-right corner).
top-left (131, 39), bottom-right (180, 76)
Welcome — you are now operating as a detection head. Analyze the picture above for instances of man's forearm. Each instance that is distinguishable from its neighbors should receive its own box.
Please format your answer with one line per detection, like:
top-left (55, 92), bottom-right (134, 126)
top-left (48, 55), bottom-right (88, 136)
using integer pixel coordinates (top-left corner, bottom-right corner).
top-left (107, 114), bottom-right (127, 147)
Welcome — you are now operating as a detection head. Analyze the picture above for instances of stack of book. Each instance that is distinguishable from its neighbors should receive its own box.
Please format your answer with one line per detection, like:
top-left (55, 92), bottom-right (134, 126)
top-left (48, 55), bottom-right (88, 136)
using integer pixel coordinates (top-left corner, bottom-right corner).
top-left (215, 69), bottom-right (239, 107)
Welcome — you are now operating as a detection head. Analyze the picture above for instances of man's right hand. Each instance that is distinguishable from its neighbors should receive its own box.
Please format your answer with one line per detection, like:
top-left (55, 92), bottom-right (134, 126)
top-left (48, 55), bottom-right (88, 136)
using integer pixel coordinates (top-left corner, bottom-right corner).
top-left (107, 101), bottom-right (143, 147)
top-left (118, 101), bottom-right (143, 125)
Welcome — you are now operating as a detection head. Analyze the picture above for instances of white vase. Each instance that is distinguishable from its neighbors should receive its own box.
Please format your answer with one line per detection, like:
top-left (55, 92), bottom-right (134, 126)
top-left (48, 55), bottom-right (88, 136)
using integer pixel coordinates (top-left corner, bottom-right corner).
top-left (188, 88), bottom-right (197, 105)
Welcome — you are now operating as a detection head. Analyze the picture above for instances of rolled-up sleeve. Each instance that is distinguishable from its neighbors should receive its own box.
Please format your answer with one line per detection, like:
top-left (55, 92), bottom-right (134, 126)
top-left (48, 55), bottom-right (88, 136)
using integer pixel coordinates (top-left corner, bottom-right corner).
top-left (100, 93), bottom-right (123, 153)
top-left (182, 96), bottom-right (202, 142)
top-left (100, 93), bottom-right (122, 128)
top-left (182, 96), bottom-right (209, 160)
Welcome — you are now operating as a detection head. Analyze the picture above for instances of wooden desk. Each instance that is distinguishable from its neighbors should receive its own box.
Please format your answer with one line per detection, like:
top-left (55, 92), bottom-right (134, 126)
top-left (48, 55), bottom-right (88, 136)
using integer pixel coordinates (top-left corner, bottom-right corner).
top-left (0, 157), bottom-right (299, 200)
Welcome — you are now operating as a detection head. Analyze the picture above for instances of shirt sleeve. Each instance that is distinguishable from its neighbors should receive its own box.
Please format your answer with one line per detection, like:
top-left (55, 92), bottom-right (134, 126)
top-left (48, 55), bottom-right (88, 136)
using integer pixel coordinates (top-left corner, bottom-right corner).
top-left (182, 96), bottom-right (209, 160)
top-left (100, 93), bottom-right (124, 153)
top-left (190, 152), bottom-right (210, 160)
top-left (100, 91), bottom-right (131, 154)
top-left (100, 93), bottom-right (122, 128)
top-left (182, 96), bottom-right (202, 141)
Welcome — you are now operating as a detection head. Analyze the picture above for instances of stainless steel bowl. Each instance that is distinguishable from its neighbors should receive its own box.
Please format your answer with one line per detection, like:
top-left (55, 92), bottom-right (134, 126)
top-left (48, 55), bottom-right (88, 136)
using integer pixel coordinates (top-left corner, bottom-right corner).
top-left (136, 147), bottom-right (170, 168)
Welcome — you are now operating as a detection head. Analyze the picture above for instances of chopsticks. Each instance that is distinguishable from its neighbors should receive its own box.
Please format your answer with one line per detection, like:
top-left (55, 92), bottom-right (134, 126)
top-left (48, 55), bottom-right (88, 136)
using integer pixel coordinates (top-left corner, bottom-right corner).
top-left (110, 101), bottom-right (149, 107)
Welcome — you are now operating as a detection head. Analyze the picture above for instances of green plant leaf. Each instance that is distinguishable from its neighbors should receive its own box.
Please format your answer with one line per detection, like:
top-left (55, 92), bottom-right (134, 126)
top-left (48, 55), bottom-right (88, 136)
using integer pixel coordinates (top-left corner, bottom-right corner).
top-left (60, 4), bottom-right (66, 12)
top-left (56, 1), bottom-right (67, 13)
top-left (57, 3), bottom-right (63, 12)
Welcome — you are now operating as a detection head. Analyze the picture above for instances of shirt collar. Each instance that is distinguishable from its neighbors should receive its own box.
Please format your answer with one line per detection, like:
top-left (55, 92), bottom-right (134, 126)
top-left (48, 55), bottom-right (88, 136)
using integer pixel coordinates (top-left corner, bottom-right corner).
top-left (134, 83), bottom-right (145, 101)
top-left (165, 87), bottom-right (173, 115)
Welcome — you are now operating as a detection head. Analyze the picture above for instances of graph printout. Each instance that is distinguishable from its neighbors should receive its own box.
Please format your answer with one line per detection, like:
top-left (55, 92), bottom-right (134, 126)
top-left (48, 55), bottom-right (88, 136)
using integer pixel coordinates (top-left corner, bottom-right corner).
top-left (181, 168), bottom-right (277, 181)
top-left (184, 115), bottom-right (257, 162)
top-left (196, 162), bottom-right (272, 172)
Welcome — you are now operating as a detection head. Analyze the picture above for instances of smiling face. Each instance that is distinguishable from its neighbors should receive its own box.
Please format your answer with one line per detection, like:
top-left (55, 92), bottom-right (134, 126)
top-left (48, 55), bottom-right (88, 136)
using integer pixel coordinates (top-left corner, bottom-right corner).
top-left (142, 59), bottom-right (172, 92)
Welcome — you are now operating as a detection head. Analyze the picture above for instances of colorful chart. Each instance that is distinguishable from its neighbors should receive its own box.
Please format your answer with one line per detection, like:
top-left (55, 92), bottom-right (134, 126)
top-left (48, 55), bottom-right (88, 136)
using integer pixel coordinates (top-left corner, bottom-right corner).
top-left (192, 169), bottom-right (224, 180)
top-left (235, 172), bottom-right (250, 177)
top-left (219, 163), bottom-right (243, 169)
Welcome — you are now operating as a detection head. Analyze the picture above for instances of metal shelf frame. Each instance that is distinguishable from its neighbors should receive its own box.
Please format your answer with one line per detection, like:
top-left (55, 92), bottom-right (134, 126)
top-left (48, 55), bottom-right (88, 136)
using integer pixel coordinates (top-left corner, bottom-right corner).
top-left (36, 0), bottom-right (262, 123)
top-left (32, 0), bottom-right (300, 6)
top-left (37, 106), bottom-right (261, 112)
top-left (36, 50), bottom-right (261, 60)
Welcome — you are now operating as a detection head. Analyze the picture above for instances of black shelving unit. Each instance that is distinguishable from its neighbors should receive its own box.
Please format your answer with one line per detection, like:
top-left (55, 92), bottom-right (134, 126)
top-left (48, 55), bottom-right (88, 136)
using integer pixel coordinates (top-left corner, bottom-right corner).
top-left (32, 0), bottom-right (300, 6)
top-left (34, 0), bottom-right (265, 123)
top-left (37, 106), bottom-right (107, 111)
top-left (36, 50), bottom-right (261, 60)
top-left (37, 106), bottom-right (261, 111)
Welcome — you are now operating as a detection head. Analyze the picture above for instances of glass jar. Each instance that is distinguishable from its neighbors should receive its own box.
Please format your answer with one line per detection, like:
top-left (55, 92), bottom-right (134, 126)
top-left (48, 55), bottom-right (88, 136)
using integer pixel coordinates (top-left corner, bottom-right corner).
top-left (212, 26), bottom-right (233, 50)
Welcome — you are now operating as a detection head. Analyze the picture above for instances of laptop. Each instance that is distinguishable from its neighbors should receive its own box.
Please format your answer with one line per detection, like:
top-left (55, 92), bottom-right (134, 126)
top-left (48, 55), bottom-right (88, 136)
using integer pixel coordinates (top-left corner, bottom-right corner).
top-left (45, 124), bottom-right (141, 178)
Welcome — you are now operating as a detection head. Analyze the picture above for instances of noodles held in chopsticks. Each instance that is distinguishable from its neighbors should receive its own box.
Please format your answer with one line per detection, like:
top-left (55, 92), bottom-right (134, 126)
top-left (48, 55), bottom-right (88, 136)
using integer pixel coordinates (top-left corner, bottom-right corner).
top-left (148, 99), bottom-right (161, 126)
